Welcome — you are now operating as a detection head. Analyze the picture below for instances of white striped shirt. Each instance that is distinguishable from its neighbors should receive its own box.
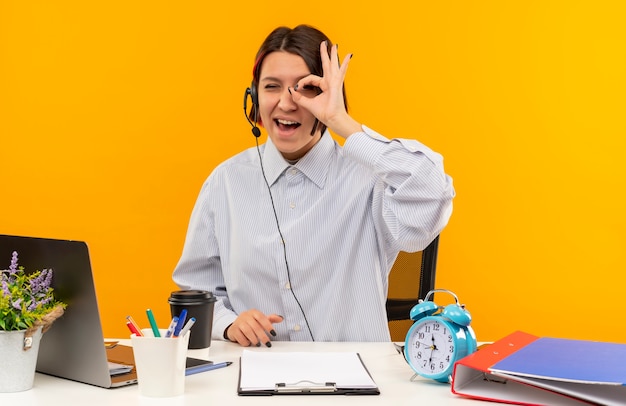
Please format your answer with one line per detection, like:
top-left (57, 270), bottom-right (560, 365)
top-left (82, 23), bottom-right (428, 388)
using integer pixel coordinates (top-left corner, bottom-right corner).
top-left (172, 125), bottom-right (454, 342)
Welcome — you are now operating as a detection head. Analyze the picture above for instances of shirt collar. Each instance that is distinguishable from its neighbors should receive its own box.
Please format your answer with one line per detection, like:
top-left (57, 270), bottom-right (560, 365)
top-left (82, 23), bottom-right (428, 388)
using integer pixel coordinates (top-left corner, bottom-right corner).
top-left (262, 132), bottom-right (335, 189)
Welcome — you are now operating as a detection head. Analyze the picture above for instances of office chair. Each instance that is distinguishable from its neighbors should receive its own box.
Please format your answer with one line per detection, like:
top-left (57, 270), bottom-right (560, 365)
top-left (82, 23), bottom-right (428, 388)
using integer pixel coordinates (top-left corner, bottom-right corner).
top-left (386, 235), bottom-right (440, 342)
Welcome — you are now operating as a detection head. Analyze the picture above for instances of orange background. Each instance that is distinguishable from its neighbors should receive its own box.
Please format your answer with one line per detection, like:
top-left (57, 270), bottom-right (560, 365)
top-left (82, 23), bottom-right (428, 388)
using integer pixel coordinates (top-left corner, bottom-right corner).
top-left (2, 1), bottom-right (625, 342)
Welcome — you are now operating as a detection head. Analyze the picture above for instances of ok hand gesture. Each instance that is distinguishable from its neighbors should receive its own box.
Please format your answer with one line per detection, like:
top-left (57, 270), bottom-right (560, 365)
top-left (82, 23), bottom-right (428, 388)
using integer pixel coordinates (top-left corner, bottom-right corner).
top-left (290, 41), bottom-right (362, 139)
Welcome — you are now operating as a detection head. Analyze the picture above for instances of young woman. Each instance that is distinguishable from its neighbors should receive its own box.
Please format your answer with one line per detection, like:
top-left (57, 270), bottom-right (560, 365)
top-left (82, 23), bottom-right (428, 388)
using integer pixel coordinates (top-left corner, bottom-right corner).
top-left (173, 24), bottom-right (455, 347)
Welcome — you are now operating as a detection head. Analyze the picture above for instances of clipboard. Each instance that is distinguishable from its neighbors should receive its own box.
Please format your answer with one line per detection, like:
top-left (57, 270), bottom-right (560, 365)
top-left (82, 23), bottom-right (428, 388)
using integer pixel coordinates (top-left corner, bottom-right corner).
top-left (237, 350), bottom-right (380, 396)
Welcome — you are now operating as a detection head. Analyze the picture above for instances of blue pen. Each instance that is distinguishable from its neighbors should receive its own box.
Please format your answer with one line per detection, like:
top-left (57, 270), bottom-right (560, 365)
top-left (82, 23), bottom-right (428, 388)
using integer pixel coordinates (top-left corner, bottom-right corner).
top-left (185, 361), bottom-right (232, 376)
top-left (173, 309), bottom-right (187, 337)
top-left (164, 316), bottom-right (179, 338)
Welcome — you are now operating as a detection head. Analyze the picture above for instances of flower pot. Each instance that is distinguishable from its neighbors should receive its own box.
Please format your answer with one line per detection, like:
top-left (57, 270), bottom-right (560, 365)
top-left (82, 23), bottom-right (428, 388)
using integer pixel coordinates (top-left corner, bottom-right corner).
top-left (0, 325), bottom-right (43, 392)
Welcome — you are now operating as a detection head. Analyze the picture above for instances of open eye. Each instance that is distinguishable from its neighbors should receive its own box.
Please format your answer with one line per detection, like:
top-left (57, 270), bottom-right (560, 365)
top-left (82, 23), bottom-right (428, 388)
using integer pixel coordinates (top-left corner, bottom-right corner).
top-left (299, 85), bottom-right (321, 97)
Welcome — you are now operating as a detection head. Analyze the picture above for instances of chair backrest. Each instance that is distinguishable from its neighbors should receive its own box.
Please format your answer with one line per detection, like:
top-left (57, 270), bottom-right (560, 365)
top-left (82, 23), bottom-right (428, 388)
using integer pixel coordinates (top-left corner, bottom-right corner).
top-left (386, 235), bottom-right (440, 341)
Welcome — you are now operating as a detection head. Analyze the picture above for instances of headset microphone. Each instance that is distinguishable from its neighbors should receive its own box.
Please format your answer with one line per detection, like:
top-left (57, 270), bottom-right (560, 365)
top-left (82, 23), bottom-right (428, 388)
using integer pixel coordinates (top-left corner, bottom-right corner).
top-left (243, 85), bottom-right (261, 138)
top-left (243, 80), bottom-right (315, 341)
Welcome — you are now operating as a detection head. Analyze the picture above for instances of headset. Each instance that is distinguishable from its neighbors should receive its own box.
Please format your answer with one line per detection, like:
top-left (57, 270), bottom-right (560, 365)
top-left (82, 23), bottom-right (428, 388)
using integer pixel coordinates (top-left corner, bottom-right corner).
top-left (242, 79), bottom-right (315, 341)
top-left (243, 82), bottom-right (261, 138)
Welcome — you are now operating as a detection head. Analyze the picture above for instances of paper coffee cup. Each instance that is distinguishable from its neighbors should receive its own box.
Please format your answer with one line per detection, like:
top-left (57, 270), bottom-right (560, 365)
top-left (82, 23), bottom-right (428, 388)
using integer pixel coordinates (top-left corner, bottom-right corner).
top-left (168, 290), bottom-right (216, 349)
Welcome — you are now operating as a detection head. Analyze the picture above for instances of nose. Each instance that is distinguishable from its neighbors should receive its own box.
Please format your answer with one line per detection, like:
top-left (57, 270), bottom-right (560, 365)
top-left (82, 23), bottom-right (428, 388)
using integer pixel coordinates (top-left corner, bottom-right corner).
top-left (277, 87), bottom-right (297, 111)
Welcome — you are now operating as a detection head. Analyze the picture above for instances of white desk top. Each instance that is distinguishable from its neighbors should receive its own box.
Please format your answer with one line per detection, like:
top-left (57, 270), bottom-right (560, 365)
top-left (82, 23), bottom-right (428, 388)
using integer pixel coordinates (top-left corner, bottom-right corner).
top-left (1, 340), bottom-right (477, 405)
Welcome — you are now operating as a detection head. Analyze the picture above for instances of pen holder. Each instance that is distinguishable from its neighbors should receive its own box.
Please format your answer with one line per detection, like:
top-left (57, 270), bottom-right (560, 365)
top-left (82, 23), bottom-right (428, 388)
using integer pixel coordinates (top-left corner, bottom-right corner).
top-left (131, 328), bottom-right (190, 397)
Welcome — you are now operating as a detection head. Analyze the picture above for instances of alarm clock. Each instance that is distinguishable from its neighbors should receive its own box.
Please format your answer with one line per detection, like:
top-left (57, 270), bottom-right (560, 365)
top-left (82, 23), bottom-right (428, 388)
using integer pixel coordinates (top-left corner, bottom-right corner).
top-left (403, 289), bottom-right (477, 383)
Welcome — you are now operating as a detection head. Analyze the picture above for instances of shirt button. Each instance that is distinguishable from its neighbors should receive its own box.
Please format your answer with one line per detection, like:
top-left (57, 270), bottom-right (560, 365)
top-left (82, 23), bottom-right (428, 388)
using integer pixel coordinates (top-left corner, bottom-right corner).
top-left (293, 324), bottom-right (301, 331)
top-left (289, 202), bottom-right (296, 209)
top-left (284, 282), bottom-right (291, 289)
top-left (291, 168), bottom-right (297, 175)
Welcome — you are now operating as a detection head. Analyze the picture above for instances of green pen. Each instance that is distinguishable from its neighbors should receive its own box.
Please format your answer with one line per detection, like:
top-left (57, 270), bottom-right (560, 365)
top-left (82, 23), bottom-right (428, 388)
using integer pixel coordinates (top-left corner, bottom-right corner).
top-left (146, 308), bottom-right (161, 337)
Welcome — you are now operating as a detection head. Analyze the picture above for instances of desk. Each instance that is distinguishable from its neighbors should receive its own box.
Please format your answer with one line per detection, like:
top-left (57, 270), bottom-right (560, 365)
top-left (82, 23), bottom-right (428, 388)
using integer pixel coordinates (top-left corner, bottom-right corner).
top-left (1, 341), bottom-right (477, 405)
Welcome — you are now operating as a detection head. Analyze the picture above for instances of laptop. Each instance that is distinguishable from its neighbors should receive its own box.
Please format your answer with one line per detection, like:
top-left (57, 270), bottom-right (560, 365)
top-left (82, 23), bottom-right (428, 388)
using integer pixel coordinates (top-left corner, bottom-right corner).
top-left (1, 234), bottom-right (214, 387)
top-left (0, 234), bottom-right (139, 388)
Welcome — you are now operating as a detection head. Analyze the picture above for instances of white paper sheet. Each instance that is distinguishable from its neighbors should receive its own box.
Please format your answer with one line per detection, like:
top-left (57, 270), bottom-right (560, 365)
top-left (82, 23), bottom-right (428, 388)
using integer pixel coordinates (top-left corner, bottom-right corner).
top-left (239, 351), bottom-right (378, 391)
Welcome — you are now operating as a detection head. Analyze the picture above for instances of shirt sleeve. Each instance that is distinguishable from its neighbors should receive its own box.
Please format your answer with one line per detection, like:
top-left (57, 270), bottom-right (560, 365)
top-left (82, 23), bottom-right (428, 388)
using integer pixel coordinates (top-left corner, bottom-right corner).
top-left (342, 125), bottom-right (455, 252)
top-left (171, 177), bottom-right (238, 340)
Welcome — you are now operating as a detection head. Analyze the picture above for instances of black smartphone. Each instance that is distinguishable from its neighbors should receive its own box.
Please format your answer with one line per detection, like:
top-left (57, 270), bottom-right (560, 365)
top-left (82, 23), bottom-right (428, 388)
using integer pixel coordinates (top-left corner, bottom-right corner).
top-left (185, 357), bottom-right (213, 375)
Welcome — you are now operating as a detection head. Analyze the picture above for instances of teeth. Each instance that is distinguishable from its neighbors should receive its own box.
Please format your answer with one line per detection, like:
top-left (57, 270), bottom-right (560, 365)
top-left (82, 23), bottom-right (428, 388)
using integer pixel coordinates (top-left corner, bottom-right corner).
top-left (277, 119), bottom-right (298, 125)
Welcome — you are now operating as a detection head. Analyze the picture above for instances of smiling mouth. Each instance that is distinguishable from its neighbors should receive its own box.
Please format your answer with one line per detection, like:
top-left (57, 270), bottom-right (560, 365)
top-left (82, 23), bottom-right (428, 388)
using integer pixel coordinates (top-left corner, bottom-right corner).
top-left (275, 119), bottom-right (301, 131)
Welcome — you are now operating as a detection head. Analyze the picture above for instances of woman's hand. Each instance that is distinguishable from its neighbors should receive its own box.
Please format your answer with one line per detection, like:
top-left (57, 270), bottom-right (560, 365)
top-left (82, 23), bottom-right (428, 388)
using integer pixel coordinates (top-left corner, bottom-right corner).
top-left (290, 41), bottom-right (362, 139)
top-left (225, 309), bottom-right (284, 347)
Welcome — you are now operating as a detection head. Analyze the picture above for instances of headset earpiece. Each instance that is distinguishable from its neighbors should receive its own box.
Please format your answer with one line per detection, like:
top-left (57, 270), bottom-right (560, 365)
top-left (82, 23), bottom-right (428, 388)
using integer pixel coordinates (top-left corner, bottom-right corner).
top-left (249, 82), bottom-right (258, 107)
top-left (243, 82), bottom-right (261, 138)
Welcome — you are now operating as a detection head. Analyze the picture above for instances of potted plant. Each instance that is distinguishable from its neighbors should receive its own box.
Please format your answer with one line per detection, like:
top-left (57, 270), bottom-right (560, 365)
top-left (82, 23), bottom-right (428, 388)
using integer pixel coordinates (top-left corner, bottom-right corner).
top-left (0, 251), bottom-right (66, 392)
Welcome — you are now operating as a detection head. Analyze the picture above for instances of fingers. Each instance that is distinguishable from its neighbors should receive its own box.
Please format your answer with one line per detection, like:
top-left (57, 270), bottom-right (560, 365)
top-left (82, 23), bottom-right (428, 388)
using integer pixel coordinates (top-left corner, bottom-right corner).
top-left (322, 41), bottom-right (351, 84)
top-left (320, 40), bottom-right (332, 82)
top-left (290, 41), bottom-right (352, 130)
top-left (268, 314), bottom-right (284, 324)
top-left (293, 41), bottom-right (343, 98)
top-left (339, 53), bottom-right (352, 77)
top-left (227, 310), bottom-right (284, 348)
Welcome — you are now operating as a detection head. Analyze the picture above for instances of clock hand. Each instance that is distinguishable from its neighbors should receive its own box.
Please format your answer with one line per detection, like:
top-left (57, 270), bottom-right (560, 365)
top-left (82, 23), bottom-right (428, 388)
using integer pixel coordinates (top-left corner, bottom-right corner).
top-left (427, 334), bottom-right (436, 364)
top-left (431, 334), bottom-right (438, 351)
top-left (417, 335), bottom-right (438, 351)
top-left (416, 338), bottom-right (438, 351)
top-left (416, 340), bottom-right (433, 348)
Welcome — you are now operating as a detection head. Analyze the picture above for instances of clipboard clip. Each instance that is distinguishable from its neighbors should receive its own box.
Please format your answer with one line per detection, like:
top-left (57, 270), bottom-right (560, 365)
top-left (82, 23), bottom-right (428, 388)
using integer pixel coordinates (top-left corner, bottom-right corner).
top-left (275, 380), bottom-right (337, 393)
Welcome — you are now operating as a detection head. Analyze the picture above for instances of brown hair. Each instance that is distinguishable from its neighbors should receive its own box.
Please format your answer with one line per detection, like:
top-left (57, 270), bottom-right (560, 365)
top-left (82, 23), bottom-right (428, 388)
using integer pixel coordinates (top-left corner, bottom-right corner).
top-left (249, 24), bottom-right (348, 135)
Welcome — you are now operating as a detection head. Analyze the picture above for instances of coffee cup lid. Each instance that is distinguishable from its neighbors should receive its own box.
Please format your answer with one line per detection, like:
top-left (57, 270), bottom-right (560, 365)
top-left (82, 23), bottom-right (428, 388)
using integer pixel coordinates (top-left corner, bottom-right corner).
top-left (168, 290), bottom-right (216, 304)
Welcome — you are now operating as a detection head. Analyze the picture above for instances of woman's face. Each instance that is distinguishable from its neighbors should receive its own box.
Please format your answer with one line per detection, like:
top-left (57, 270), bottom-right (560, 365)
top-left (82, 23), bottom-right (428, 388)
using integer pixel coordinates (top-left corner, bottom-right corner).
top-left (257, 51), bottom-right (321, 161)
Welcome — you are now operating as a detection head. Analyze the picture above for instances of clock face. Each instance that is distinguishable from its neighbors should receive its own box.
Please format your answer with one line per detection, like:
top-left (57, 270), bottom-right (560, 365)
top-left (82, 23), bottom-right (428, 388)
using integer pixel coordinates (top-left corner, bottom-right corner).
top-left (405, 318), bottom-right (457, 378)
